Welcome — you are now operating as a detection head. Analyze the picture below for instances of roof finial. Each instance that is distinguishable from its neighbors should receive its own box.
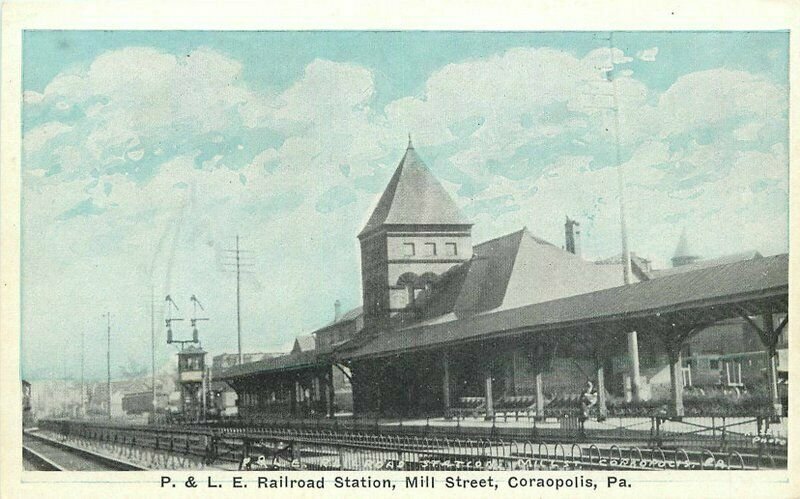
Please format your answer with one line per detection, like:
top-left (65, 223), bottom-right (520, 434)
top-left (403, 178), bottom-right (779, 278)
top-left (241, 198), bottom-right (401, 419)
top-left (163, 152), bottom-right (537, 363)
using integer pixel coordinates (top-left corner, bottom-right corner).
top-left (407, 133), bottom-right (413, 149)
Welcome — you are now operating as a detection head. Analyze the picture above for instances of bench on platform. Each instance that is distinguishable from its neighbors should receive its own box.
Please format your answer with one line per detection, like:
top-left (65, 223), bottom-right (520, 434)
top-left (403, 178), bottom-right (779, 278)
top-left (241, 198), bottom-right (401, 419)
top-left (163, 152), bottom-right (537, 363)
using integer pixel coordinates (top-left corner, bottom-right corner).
top-left (495, 395), bottom-right (539, 421)
top-left (449, 396), bottom-right (486, 419)
top-left (544, 393), bottom-right (582, 416)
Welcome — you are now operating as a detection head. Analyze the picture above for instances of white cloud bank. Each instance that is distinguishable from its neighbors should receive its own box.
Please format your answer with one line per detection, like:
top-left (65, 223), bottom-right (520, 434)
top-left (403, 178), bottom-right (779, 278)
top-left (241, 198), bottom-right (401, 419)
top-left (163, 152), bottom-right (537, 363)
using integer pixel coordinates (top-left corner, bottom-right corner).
top-left (21, 44), bottom-right (788, 379)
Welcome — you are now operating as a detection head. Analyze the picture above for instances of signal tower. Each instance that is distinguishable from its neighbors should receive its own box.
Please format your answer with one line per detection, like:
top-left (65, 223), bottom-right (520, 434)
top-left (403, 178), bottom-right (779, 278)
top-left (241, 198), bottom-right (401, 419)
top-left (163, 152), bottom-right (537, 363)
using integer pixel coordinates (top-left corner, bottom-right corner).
top-left (165, 295), bottom-right (209, 422)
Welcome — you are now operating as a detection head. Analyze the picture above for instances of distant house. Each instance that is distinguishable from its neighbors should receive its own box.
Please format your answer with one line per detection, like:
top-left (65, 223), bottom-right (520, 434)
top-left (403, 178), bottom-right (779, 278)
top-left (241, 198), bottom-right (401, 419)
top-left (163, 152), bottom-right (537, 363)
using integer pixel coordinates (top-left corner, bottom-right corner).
top-left (291, 335), bottom-right (316, 354)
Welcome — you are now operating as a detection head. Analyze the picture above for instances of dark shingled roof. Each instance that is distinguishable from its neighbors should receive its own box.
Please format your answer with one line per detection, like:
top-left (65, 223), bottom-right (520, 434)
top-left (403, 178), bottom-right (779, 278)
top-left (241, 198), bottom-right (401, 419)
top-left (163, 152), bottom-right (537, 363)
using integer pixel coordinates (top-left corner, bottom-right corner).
top-left (218, 351), bottom-right (318, 380)
top-left (651, 251), bottom-right (762, 278)
top-left (595, 252), bottom-right (654, 281)
top-left (343, 253), bottom-right (788, 360)
top-left (410, 228), bottom-right (624, 321)
top-left (314, 306), bottom-right (363, 334)
top-left (359, 143), bottom-right (470, 237)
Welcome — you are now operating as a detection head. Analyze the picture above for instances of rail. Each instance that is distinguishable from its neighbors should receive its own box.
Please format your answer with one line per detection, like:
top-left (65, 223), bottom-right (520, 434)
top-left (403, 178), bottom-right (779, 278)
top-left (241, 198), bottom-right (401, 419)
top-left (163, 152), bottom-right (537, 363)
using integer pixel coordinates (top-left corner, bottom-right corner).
top-left (25, 430), bottom-right (148, 471)
top-left (23, 445), bottom-right (64, 471)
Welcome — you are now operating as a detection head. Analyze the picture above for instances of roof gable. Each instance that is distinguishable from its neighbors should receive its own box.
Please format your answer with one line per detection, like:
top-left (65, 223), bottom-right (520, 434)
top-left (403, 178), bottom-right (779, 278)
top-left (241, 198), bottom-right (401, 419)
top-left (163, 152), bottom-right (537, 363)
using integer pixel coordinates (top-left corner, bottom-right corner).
top-left (500, 230), bottom-right (625, 310)
top-left (359, 144), bottom-right (470, 237)
top-left (652, 251), bottom-right (762, 278)
top-left (292, 335), bottom-right (316, 353)
top-left (411, 228), bottom-right (624, 322)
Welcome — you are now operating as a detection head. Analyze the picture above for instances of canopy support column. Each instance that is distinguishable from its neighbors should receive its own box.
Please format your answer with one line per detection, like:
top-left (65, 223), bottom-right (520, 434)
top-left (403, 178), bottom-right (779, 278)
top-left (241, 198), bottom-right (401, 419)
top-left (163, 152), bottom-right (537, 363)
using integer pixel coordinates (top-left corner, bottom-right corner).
top-left (592, 335), bottom-right (608, 419)
top-left (327, 365), bottom-right (335, 418)
top-left (484, 370), bottom-right (494, 420)
top-left (737, 304), bottom-right (786, 417)
top-left (667, 343), bottom-right (684, 417)
top-left (595, 363), bottom-right (607, 418)
top-left (290, 376), bottom-right (298, 415)
top-left (442, 351), bottom-right (451, 417)
top-left (535, 372), bottom-right (545, 419)
top-left (627, 331), bottom-right (642, 402)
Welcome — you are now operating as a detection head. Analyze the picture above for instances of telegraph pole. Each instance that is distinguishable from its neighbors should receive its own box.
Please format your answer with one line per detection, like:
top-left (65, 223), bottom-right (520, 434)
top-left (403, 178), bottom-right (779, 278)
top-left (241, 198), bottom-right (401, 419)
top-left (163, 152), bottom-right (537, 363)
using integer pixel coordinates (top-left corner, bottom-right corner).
top-left (584, 32), bottom-right (641, 401)
top-left (607, 31), bottom-right (633, 286)
top-left (106, 312), bottom-right (111, 419)
top-left (608, 32), bottom-right (640, 400)
top-left (222, 235), bottom-right (254, 364)
top-left (235, 235), bottom-right (242, 364)
top-left (151, 286), bottom-right (156, 419)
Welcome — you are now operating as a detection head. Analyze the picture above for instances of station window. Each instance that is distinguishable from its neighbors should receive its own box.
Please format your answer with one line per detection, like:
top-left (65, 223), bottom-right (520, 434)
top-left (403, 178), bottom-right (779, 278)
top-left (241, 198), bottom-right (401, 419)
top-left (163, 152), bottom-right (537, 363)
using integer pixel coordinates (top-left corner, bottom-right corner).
top-left (403, 243), bottom-right (415, 256)
top-left (424, 242), bottom-right (437, 256)
top-left (445, 242), bottom-right (458, 256)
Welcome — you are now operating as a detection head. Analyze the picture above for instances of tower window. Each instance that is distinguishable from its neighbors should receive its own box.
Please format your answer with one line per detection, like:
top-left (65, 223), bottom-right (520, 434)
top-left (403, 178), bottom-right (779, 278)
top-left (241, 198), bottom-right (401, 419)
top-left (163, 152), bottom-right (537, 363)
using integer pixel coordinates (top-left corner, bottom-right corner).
top-left (424, 242), bottom-right (437, 256)
top-left (445, 242), bottom-right (458, 256)
top-left (403, 243), bottom-right (415, 256)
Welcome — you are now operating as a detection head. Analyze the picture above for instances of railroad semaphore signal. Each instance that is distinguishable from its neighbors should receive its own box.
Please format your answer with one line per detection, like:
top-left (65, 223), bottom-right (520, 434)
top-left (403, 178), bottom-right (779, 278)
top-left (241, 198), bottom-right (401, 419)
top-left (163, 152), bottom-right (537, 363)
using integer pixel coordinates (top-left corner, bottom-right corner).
top-left (164, 294), bottom-right (210, 422)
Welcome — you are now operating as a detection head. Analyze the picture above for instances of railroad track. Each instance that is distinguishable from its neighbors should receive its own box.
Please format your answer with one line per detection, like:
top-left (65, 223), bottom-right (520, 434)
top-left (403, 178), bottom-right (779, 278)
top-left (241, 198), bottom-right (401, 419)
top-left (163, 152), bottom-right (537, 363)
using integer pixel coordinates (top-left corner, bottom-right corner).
top-left (23, 432), bottom-right (147, 471)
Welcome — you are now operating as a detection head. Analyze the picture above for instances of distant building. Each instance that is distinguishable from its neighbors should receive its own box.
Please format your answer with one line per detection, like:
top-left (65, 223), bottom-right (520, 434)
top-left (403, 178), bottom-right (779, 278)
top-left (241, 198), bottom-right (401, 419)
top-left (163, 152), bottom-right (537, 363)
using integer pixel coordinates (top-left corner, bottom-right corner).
top-left (209, 352), bottom-right (284, 417)
top-left (22, 380), bottom-right (33, 426)
top-left (292, 335), bottom-right (316, 354)
top-left (597, 231), bottom-right (780, 399)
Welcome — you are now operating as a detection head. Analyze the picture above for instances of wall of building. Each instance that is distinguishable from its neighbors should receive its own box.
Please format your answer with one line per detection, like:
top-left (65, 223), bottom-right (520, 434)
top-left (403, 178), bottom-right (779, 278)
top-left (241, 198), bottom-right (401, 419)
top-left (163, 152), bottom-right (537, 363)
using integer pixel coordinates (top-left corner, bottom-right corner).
top-left (360, 232), bottom-right (390, 324)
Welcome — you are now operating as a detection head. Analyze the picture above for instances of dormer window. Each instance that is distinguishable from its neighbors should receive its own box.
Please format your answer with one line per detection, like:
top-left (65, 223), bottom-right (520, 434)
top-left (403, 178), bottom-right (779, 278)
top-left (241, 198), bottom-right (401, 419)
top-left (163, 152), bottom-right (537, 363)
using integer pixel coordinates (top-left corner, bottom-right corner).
top-left (403, 243), bottom-right (415, 256)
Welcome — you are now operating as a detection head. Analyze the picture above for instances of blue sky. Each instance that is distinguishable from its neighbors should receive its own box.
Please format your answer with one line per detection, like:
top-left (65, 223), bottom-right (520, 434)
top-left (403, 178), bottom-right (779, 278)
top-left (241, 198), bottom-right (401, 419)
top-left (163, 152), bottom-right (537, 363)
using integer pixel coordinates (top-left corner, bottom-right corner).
top-left (21, 31), bottom-right (788, 381)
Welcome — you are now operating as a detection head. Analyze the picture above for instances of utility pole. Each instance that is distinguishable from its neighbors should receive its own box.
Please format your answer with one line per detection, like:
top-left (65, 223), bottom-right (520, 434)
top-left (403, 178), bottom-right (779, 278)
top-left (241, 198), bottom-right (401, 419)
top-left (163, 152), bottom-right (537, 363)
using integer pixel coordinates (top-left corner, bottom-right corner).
top-left (151, 286), bottom-right (157, 420)
top-left (222, 235), bottom-right (254, 365)
top-left (235, 235), bottom-right (242, 364)
top-left (106, 312), bottom-right (111, 419)
top-left (607, 32), bottom-right (633, 286)
top-left (608, 32), bottom-right (641, 401)
top-left (584, 32), bottom-right (641, 401)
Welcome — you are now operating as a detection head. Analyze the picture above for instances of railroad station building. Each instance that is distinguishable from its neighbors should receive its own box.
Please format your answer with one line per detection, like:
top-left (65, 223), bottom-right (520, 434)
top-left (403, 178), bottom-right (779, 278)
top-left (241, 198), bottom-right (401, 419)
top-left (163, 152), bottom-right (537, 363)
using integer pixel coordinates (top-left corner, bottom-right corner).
top-left (220, 141), bottom-right (788, 421)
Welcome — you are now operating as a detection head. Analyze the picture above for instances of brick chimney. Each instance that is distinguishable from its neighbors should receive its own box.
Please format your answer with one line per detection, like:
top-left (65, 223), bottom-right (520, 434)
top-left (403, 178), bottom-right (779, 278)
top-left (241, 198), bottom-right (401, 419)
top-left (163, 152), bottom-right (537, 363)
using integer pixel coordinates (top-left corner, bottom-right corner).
top-left (334, 300), bottom-right (342, 322)
top-left (565, 217), bottom-right (581, 257)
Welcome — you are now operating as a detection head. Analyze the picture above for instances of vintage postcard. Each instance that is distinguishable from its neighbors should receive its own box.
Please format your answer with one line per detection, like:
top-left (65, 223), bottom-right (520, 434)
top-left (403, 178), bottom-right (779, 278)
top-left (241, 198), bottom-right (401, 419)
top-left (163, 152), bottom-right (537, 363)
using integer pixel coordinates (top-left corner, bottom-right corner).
top-left (1, 1), bottom-right (797, 498)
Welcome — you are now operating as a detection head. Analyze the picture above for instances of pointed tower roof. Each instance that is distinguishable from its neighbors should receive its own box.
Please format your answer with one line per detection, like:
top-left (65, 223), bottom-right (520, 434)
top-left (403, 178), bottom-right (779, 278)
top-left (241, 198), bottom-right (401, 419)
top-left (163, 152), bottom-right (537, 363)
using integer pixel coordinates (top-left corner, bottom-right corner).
top-left (359, 139), bottom-right (470, 237)
top-left (673, 227), bottom-right (698, 259)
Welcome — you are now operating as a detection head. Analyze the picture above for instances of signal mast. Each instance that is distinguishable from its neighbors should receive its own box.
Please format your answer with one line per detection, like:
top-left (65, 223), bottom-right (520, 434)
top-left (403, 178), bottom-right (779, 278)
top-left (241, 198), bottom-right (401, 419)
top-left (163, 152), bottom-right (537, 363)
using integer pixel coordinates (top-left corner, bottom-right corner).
top-left (165, 294), bottom-right (209, 422)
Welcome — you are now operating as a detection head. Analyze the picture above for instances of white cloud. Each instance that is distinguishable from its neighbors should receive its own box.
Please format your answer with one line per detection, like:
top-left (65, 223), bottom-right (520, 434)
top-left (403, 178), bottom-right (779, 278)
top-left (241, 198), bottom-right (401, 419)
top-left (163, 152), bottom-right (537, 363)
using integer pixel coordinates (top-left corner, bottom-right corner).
top-left (20, 43), bottom-right (789, 379)
top-left (636, 47), bottom-right (659, 62)
top-left (23, 121), bottom-right (72, 153)
top-left (655, 69), bottom-right (786, 136)
top-left (733, 121), bottom-right (764, 141)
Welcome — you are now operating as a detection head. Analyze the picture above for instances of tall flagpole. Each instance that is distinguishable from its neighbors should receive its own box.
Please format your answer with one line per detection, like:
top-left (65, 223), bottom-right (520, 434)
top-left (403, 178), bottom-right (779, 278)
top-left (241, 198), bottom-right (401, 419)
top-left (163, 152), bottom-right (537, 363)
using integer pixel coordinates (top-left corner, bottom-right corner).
top-left (608, 32), bottom-right (632, 285)
top-left (607, 32), bottom-right (641, 401)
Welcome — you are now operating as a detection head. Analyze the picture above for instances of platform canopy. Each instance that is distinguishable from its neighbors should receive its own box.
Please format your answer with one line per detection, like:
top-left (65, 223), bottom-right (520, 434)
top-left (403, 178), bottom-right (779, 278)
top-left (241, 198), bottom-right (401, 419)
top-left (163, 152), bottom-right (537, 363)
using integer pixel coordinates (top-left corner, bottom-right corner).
top-left (341, 253), bottom-right (788, 360)
top-left (217, 350), bottom-right (319, 381)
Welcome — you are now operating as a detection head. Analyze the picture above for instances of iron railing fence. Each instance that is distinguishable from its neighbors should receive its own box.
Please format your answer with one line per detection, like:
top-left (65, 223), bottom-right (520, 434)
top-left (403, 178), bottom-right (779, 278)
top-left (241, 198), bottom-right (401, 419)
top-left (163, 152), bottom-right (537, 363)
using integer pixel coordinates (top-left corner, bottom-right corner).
top-left (36, 418), bottom-right (786, 471)
top-left (199, 412), bottom-right (786, 452)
